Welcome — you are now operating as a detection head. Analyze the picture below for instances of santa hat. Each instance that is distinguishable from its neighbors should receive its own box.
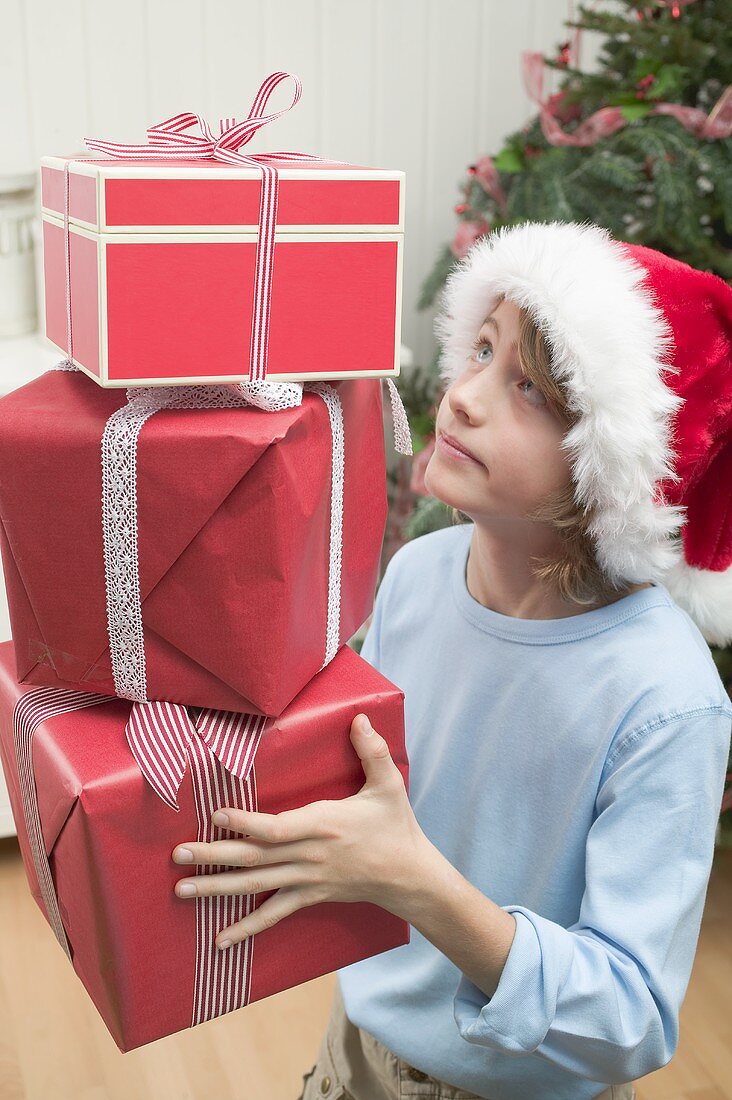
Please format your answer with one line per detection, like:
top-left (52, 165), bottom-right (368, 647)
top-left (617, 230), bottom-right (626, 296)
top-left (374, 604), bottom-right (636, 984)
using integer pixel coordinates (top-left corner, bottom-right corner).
top-left (433, 219), bottom-right (732, 647)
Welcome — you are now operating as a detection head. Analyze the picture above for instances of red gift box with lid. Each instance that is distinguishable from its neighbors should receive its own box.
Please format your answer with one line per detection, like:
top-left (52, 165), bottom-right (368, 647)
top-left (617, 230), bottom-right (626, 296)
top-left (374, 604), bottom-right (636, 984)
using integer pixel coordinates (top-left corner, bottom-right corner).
top-left (0, 638), bottom-right (410, 1052)
top-left (40, 154), bottom-right (404, 387)
top-left (38, 71), bottom-right (406, 392)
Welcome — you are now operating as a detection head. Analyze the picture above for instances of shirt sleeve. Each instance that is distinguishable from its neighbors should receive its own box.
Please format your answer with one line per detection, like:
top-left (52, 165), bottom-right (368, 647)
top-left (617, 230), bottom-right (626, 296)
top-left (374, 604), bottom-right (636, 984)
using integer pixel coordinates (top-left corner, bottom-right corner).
top-left (452, 706), bottom-right (732, 1084)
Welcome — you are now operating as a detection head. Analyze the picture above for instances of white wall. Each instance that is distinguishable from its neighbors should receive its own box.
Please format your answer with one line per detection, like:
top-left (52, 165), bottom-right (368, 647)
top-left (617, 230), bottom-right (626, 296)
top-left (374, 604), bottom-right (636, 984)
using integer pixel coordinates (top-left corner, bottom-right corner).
top-left (1, 0), bottom-right (608, 367)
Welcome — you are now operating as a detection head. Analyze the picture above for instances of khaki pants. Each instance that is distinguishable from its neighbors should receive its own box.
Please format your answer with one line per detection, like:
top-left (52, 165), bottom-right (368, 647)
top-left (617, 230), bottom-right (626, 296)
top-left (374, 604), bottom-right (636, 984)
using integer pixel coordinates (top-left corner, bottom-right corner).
top-left (297, 980), bottom-right (637, 1100)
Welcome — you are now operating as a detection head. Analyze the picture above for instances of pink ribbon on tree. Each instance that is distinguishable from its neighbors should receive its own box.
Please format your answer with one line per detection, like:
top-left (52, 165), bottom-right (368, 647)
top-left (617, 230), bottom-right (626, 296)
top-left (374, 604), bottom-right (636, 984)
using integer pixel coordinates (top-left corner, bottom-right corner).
top-left (522, 51), bottom-right (627, 147)
top-left (522, 50), bottom-right (732, 147)
top-left (654, 86), bottom-right (732, 140)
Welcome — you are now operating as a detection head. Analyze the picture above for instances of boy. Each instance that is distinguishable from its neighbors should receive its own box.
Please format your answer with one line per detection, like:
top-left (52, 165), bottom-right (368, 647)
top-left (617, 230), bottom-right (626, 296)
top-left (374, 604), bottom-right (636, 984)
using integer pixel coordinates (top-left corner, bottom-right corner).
top-left (173, 221), bottom-right (732, 1100)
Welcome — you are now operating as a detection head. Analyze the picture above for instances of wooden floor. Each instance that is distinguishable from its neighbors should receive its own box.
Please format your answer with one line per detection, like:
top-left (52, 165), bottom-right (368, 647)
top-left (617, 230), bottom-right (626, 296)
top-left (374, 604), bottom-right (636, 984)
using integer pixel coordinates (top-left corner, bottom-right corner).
top-left (0, 837), bottom-right (730, 1100)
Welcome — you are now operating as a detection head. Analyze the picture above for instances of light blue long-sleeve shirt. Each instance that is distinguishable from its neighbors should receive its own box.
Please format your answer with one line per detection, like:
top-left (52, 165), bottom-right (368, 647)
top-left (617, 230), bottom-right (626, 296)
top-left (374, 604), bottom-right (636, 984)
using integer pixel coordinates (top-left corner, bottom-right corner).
top-left (337, 521), bottom-right (732, 1100)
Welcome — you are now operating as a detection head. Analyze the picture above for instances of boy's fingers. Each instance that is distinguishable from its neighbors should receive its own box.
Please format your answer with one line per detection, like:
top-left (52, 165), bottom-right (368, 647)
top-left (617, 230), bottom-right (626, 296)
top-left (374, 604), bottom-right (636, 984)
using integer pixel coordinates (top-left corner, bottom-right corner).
top-left (207, 802), bottom-right (333, 843)
top-left (174, 864), bottom-right (308, 900)
top-left (171, 837), bottom-right (316, 868)
top-left (216, 886), bottom-right (313, 948)
top-left (350, 714), bottom-right (402, 786)
top-left (172, 797), bottom-right (339, 868)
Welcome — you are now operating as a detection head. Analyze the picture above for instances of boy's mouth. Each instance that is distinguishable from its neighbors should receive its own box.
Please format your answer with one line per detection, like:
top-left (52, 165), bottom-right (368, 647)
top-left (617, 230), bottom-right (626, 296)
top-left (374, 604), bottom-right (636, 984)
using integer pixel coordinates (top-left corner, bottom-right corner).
top-left (437, 430), bottom-right (483, 466)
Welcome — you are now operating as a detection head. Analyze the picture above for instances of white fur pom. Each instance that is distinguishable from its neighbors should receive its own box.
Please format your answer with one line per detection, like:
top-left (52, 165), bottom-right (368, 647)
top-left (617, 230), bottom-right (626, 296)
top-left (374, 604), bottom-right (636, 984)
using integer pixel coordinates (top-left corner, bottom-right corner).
top-left (661, 558), bottom-right (732, 648)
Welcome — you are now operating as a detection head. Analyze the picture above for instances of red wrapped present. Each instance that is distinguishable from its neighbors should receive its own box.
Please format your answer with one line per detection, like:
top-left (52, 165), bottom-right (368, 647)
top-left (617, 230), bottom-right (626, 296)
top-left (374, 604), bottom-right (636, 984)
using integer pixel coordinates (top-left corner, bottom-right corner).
top-left (0, 637), bottom-right (409, 1052)
top-left (0, 367), bottom-right (396, 717)
top-left (40, 71), bottom-right (405, 388)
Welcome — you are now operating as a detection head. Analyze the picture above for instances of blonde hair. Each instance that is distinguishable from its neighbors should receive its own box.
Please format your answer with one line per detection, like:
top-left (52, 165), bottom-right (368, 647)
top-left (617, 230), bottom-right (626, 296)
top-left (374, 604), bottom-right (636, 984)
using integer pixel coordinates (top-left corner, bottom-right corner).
top-left (449, 293), bottom-right (634, 608)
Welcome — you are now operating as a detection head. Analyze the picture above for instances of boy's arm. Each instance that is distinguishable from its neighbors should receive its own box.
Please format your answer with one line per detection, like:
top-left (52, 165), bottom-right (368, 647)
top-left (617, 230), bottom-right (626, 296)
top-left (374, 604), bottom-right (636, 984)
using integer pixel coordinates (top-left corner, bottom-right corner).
top-left (399, 706), bottom-right (732, 1085)
top-left (398, 845), bottom-right (519, 998)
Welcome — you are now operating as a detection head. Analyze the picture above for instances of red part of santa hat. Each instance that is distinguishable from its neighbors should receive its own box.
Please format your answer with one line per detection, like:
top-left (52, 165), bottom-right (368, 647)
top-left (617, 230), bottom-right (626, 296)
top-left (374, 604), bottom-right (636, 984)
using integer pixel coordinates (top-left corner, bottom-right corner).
top-left (434, 219), bottom-right (732, 647)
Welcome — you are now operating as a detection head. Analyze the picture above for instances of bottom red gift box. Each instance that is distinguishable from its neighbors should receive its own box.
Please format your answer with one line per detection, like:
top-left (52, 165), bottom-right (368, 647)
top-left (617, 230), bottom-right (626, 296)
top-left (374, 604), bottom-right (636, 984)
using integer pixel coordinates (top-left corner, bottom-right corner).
top-left (0, 637), bottom-right (409, 1053)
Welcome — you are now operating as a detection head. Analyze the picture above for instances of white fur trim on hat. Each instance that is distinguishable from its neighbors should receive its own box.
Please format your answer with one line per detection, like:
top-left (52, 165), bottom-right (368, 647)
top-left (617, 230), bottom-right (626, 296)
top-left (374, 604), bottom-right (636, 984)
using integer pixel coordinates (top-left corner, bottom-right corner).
top-left (433, 219), bottom-right (688, 588)
top-left (659, 558), bottom-right (732, 648)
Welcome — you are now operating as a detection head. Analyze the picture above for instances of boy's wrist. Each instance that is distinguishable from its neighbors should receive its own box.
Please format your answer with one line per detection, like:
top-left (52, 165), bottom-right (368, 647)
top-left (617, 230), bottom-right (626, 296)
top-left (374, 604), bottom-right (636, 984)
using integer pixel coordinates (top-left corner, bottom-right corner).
top-left (378, 837), bottom-right (518, 1001)
top-left (379, 834), bottom-right (449, 924)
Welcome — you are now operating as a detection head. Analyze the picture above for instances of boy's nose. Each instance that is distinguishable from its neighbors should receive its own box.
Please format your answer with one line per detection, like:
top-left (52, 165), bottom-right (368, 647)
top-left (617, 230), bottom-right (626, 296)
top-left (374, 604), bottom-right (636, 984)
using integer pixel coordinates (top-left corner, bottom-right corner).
top-left (448, 375), bottom-right (490, 424)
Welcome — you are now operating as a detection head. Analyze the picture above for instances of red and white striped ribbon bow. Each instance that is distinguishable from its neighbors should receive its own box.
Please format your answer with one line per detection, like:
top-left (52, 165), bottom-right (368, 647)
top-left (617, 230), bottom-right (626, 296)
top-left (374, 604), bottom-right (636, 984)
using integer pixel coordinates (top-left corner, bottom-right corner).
top-left (83, 71), bottom-right (321, 166)
top-left (125, 700), bottom-right (266, 813)
top-left (14, 687), bottom-right (269, 1024)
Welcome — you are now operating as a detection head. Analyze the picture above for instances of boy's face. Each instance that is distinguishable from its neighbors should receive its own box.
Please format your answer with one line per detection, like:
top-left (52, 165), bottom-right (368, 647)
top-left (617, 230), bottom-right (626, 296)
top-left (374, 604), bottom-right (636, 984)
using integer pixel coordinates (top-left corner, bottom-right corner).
top-left (425, 297), bottom-right (574, 527)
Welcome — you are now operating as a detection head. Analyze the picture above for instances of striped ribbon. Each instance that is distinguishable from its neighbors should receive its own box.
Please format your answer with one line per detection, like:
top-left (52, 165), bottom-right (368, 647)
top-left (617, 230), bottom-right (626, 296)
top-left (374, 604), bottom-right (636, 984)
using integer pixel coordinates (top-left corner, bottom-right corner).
top-left (13, 685), bottom-right (271, 1025)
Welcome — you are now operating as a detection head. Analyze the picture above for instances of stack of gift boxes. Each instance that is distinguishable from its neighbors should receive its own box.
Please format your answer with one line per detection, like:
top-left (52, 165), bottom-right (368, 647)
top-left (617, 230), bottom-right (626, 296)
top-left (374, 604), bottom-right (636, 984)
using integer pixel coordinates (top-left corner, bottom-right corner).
top-left (0, 78), bottom-right (414, 1053)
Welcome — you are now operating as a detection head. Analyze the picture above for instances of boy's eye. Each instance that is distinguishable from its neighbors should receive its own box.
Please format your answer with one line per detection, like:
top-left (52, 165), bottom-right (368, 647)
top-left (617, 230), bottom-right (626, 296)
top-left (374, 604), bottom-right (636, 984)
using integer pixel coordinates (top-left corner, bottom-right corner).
top-left (518, 378), bottom-right (548, 408)
top-left (469, 335), bottom-right (548, 409)
top-left (471, 338), bottom-right (494, 364)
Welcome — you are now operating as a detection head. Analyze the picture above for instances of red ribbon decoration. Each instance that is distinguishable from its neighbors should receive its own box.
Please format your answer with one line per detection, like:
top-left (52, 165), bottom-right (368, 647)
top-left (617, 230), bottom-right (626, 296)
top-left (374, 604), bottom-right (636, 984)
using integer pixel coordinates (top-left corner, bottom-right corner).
top-left (471, 157), bottom-right (508, 217)
top-left (523, 51), bottom-right (628, 147)
top-left (522, 50), bottom-right (732, 147)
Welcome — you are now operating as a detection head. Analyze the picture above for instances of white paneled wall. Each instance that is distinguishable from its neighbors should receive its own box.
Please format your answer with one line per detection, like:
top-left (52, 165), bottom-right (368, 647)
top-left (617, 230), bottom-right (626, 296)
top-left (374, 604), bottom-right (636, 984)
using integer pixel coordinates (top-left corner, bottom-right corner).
top-left (1, 0), bottom-right (608, 367)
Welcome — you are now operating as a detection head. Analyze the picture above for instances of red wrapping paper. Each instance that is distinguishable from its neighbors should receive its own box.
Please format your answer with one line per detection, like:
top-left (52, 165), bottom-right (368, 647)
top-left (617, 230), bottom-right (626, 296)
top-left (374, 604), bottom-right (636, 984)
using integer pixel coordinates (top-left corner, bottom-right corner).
top-left (0, 369), bottom-right (388, 716)
top-left (0, 638), bottom-right (410, 1052)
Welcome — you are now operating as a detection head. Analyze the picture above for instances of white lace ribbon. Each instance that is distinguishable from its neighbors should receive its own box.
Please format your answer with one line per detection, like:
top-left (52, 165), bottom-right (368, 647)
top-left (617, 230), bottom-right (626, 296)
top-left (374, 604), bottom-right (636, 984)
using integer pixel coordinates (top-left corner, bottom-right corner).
top-left (384, 377), bottom-right (413, 456)
top-left (51, 363), bottom-right (412, 453)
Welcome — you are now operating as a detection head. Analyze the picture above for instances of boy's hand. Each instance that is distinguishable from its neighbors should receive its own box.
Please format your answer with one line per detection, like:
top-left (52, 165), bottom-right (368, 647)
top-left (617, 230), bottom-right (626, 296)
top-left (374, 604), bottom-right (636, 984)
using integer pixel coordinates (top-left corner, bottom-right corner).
top-left (171, 713), bottom-right (428, 951)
